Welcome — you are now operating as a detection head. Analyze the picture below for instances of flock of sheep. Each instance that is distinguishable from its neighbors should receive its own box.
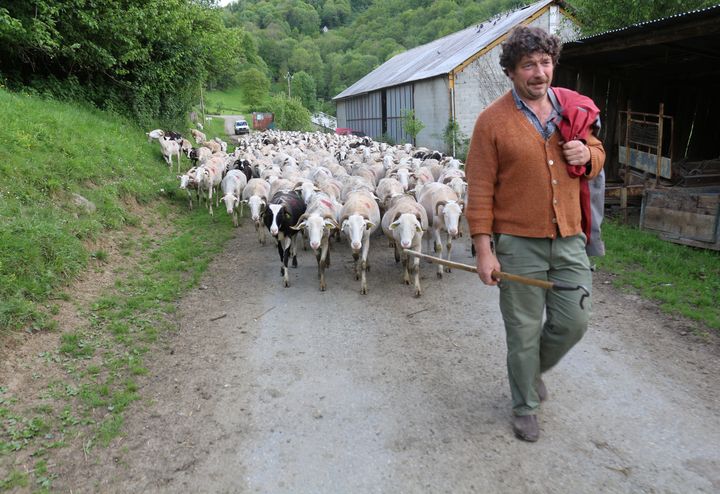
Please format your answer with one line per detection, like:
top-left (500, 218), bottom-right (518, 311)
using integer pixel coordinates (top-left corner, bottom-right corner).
top-left (148, 126), bottom-right (468, 297)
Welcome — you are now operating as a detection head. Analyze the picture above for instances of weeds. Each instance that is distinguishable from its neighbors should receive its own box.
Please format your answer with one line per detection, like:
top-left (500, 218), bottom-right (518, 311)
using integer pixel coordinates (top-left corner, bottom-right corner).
top-left (597, 219), bottom-right (720, 330)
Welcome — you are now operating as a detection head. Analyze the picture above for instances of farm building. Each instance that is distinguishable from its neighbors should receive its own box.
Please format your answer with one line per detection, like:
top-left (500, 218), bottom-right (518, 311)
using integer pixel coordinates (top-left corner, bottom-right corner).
top-left (333, 0), bottom-right (578, 152)
top-left (555, 4), bottom-right (720, 250)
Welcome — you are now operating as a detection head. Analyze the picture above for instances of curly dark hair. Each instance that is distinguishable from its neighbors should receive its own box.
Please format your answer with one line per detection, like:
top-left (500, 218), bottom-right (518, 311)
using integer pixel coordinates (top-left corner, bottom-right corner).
top-left (499, 26), bottom-right (562, 75)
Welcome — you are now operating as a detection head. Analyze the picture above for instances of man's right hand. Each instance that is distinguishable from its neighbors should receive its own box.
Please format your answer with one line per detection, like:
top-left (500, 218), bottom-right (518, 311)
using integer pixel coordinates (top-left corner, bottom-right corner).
top-left (472, 234), bottom-right (501, 286)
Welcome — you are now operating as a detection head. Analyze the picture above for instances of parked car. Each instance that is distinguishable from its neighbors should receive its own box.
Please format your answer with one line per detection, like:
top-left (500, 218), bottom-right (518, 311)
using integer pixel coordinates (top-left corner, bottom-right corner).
top-left (234, 119), bottom-right (250, 135)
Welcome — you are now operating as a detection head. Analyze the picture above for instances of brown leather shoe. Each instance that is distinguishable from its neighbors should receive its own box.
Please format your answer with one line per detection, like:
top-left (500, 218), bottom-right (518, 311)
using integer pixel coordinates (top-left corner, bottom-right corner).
top-left (537, 378), bottom-right (548, 402)
top-left (512, 415), bottom-right (540, 442)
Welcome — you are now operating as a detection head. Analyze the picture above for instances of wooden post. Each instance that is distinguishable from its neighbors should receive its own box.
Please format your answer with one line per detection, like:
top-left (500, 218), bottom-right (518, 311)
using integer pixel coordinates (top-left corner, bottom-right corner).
top-left (656, 102), bottom-right (664, 188)
top-left (623, 102), bottom-right (632, 223)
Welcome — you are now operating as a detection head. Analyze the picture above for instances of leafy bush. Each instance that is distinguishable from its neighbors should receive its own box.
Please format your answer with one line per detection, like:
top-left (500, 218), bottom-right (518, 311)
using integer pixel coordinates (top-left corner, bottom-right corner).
top-left (266, 94), bottom-right (312, 131)
top-left (402, 109), bottom-right (425, 145)
top-left (443, 119), bottom-right (470, 160)
top-left (236, 67), bottom-right (270, 109)
top-left (0, 1), bottom-right (262, 126)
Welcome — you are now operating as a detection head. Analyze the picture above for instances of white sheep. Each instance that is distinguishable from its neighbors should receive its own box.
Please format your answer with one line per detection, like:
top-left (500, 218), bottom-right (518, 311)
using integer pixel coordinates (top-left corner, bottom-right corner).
top-left (159, 137), bottom-right (181, 173)
top-left (339, 189), bottom-right (380, 295)
top-left (381, 194), bottom-right (428, 297)
top-left (417, 182), bottom-right (463, 279)
top-left (220, 170), bottom-right (248, 227)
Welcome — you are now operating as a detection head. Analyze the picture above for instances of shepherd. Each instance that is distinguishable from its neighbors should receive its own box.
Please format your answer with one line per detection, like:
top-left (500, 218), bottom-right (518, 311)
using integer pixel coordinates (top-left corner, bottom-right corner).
top-left (465, 26), bottom-right (606, 442)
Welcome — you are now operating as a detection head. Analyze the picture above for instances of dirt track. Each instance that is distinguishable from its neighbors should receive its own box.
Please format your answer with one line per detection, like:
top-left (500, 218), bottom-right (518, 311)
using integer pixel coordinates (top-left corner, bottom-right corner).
top-left (51, 220), bottom-right (720, 493)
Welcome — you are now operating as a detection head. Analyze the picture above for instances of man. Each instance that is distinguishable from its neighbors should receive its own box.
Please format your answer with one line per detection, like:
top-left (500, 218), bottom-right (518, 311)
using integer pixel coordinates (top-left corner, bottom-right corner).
top-left (465, 26), bottom-right (605, 442)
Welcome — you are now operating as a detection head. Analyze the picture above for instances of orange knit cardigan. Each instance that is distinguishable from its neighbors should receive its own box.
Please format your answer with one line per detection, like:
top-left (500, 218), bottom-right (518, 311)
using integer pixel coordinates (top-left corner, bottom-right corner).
top-left (465, 91), bottom-right (605, 239)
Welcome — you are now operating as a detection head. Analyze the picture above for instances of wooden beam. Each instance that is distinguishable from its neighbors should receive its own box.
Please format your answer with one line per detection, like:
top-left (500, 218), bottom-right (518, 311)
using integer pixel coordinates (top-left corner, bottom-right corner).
top-left (564, 18), bottom-right (720, 57)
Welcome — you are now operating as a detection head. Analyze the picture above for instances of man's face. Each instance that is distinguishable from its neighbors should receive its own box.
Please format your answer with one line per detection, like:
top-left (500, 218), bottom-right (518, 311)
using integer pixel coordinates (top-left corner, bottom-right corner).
top-left (507, 52), bottom-right (554, 102)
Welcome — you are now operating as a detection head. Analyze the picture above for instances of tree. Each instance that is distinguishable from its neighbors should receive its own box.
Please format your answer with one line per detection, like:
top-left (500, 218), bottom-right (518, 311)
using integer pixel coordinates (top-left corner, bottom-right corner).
top-left (0, 0), bottom-right (264, 126)
top-left (402, 109), bottom-right (425, 145)
top-left (291, 71), bottom-right (317, 111)
top-left (237, 67), bottom-right (270, 108)
top-left (571, 0), bottom-right (717, 35)
top-left (267, 93), bottom-right (312, 131)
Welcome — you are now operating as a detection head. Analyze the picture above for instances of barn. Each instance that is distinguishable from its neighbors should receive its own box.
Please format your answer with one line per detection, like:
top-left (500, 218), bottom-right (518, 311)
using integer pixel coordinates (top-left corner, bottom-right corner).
top-left (332, 0), bottom-right (578, 153)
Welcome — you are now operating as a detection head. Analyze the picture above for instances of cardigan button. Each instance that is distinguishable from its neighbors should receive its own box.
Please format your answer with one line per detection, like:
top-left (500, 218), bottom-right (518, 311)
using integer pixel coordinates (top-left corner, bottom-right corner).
top-left (552, 217), bottom-right (557, 224)
top-left (552, 179), bottom-right (558, 185)
top-left (548, 160), bottom-right (554, 165)
top-left (553, 199), bottom-right (558, 205)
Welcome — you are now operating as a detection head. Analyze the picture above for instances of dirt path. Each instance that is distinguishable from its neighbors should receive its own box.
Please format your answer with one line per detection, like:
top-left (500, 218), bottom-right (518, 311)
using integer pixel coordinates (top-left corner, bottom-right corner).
top-left (53, 223), bottom-right (720, 493)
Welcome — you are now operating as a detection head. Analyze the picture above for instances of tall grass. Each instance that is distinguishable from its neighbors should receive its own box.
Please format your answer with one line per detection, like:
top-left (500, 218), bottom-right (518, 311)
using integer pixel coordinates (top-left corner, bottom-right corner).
top-left (0, 89), bottom-right (178, 332)
top-left (597, 219), bottom-right (720, 330)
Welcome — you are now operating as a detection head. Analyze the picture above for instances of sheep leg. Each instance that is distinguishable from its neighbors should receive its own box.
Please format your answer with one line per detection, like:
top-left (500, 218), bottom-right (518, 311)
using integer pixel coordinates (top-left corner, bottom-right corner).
top-left (446, 233), bottom-right (454, 271)
top-left (411, 248), bottom-right (422, 297)
top-left (433, 227), bottom-right (444, 278)
top-left (281, 237), bottom-right (292, 287)
top-left (291, 235), bottom-right (299, 268)
top-left (352, 252), bottom-right (360, 280)
top-left (360, 233), bottom-right (370, 294)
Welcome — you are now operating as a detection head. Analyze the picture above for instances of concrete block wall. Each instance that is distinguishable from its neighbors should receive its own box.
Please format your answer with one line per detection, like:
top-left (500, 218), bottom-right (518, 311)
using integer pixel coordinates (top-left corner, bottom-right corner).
top-left (453, 10), bottom-right (578, 141)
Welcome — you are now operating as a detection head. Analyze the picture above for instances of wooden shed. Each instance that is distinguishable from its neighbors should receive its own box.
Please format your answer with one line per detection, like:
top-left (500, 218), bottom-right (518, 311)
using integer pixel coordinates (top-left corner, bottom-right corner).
top-left (555, 5), bottom-right (720, 250)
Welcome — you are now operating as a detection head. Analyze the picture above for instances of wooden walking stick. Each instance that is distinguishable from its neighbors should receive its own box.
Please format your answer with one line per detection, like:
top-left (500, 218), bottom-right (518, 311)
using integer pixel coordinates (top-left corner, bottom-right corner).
top-left (403, 249), bottom-right (590, 309)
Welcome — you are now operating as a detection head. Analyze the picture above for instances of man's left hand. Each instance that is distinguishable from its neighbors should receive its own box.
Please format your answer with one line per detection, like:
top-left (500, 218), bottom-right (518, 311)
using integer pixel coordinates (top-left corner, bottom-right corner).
top-left (561, 140), bottom-right (590, 166)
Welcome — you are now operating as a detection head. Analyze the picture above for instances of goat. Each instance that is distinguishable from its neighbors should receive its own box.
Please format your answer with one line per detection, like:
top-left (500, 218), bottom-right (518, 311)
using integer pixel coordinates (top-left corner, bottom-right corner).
top-left (190, 129), bottom-right (206, 144)
top-left (263, 191), bottom-right (307, 287)
top-left (159, 137), bottom-right (181, 173)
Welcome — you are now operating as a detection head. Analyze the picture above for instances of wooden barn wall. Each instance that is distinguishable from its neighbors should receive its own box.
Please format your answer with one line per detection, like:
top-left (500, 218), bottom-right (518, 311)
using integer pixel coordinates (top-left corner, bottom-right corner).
top-left (554, 66), bottom-right (720, 182)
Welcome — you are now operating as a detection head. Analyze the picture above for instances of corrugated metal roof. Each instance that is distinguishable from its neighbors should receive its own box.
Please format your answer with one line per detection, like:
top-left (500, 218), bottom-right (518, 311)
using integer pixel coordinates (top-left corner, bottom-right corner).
top-left (569, 3), bottom-right (720, 45)
top-left (333, 0), bottom-right (556, 100)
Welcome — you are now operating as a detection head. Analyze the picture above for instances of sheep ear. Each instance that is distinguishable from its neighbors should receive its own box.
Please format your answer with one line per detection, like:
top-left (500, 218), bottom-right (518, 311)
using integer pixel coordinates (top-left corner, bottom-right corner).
top-left (365, 221), bottom-right (375, 230)
top-left (290, 220), bottom-right (306, 231)
top-left (341, 219), bottom-right (348, 230)
top-left (325, 218), bottom-right (339, 229)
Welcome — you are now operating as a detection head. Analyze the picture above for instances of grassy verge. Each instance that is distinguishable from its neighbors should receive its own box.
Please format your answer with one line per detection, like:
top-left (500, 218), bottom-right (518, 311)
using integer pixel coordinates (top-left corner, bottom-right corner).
top-left (204, 86), bottom-right (251, 115)
top-left (0, 88), bottom-right (235, 491)
top-left (0, 89), bottom-right (180, 334)
top-left (596, 218), bottom-right (720, 331)
top-left (203, 115), bottom-right (232, 140)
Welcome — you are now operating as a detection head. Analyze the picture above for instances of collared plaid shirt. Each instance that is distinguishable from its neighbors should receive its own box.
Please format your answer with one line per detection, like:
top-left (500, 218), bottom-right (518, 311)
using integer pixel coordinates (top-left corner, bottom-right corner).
top-left (511, 87), bottom-right (561, 140)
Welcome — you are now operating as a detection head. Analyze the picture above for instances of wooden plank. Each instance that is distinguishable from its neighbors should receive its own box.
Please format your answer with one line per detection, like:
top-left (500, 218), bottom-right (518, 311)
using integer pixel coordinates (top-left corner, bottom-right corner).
top-left (606, 185), bottom-right (645, 198)
top-left (659, 234), bottom-right (720, 251)
top-left (618, 146), bottom-right (672, 178)
top-left (642, 206), bottom-right (717, 242)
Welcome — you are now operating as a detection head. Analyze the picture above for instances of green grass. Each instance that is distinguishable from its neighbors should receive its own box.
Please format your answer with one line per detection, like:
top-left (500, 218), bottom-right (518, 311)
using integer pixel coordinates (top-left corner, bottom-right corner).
top-left (0, 88), bottom-right (180, 333)
top-left (204, 86), bottom-right (251, 115)
top-left (597, 218), bottom-right (720, 330)
top-left (0, 88), bottom-right (236, 490)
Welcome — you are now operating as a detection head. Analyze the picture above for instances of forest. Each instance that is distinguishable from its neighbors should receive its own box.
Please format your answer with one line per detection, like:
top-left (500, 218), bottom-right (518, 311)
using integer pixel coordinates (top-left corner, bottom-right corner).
top-left (1, 0), bottom-right (716, 127)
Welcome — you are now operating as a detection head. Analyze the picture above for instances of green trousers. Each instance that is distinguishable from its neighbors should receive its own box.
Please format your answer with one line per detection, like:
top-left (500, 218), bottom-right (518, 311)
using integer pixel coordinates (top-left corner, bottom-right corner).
top-left (494, 233), bottom-right (592, 416)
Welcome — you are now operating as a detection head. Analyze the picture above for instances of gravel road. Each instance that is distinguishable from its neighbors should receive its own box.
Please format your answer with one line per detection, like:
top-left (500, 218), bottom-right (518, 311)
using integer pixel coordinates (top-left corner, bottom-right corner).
top-left (53, 221), bottom-right (720, 493)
